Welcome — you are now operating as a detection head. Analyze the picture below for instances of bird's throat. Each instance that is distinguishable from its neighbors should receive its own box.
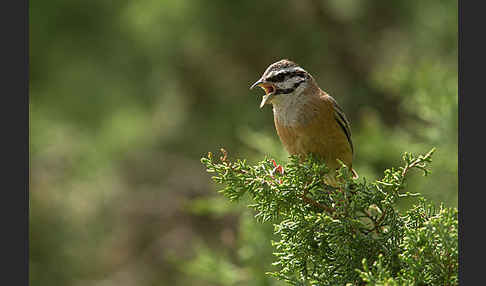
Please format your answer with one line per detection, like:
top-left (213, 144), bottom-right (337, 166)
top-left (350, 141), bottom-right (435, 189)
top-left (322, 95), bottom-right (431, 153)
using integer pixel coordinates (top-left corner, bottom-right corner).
top-left (272, 93), bottom-right (319, 127)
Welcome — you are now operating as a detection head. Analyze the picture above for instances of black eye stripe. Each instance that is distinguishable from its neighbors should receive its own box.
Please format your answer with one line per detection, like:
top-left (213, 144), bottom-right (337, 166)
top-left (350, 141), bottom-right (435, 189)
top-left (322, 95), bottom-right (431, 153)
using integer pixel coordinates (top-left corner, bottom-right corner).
top-left (269, 73), bottom-right (285, 82)
top-left (274, 79), bottom-right (306, 95)
top-left (267, 71), bottom-right (307, 82)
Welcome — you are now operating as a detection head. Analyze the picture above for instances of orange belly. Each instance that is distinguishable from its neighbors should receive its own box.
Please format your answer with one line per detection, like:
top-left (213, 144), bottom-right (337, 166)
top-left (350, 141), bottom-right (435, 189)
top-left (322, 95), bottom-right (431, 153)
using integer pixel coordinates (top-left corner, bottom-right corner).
top-left (273, 98), bottom-right (353, 172)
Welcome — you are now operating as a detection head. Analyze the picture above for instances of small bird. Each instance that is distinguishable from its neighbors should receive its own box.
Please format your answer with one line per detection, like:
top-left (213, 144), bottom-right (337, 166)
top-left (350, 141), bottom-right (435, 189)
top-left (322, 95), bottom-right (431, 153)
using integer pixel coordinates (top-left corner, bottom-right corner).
top-left (250, 59), bottom-right (357, 186)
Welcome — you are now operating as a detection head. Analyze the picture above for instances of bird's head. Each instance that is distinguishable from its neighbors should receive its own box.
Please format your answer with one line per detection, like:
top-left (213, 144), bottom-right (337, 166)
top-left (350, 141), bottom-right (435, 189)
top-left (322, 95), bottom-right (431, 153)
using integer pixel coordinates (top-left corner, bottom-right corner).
top-left (250, 59), bottom-right (313, 108)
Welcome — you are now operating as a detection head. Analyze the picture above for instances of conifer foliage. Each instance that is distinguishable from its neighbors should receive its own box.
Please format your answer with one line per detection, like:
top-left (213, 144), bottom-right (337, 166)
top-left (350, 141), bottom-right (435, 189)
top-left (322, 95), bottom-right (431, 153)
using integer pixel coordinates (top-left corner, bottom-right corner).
top-left (201, 148), bottom-right (458, 285)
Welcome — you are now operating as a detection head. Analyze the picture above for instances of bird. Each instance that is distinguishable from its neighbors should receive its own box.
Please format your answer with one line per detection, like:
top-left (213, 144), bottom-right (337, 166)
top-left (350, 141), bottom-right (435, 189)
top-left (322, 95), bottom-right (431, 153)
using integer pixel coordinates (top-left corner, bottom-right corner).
top-left (250, 59), bottom-right (358, 186)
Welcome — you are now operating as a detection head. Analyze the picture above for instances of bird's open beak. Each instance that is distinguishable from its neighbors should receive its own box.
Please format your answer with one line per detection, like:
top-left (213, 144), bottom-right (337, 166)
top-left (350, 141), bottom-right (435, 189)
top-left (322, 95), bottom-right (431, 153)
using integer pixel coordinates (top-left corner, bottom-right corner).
top-left (250, 79), bottom-right (276, 109)
top-left (249, 79), bottom-right (264, 90)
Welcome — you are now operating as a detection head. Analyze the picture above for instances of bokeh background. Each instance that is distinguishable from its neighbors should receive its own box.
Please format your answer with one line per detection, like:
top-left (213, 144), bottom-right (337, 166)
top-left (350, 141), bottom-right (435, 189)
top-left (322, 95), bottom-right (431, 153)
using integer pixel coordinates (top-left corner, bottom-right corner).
top-left (30, 1), bottom-right (457, 285)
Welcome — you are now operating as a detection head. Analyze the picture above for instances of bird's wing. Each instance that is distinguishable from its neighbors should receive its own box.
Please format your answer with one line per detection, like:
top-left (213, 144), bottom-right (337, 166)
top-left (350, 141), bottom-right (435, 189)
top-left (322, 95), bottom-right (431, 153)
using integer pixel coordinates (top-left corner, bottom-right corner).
top-left (327, 96), bottom-right (354, 154)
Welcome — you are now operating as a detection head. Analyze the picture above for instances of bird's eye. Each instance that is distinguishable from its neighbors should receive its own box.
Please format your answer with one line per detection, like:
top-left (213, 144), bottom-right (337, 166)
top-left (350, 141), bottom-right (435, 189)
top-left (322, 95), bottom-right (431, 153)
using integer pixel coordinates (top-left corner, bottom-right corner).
top-left (268, 73), bottom-right (285, 82)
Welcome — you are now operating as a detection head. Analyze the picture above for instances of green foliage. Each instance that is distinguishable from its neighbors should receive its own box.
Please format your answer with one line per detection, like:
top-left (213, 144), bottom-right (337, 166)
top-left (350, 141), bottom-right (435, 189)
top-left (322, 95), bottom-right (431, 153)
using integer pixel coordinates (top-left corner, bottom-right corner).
top-left (398, 203), bottom-right (458, 285)
top-left (201, 149), bottom-right (457, 285)
top-left (30, 1), bottom-right (457, 285)
top-left (358, 205), bottom-right (458, 286)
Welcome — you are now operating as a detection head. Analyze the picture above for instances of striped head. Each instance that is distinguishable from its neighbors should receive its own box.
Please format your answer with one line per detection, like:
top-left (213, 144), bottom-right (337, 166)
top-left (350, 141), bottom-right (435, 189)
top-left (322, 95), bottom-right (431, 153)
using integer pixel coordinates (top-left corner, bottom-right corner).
top-left (250, 59), bottom-right (314, 108)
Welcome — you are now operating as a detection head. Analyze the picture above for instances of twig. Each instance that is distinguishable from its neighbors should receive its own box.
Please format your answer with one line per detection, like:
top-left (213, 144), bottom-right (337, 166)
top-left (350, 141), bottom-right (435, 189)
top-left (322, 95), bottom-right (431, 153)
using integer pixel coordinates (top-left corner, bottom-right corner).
top-left (301, 182), bottom-right (335, 214)
top-left (401, 148), bottom-right (435, 178)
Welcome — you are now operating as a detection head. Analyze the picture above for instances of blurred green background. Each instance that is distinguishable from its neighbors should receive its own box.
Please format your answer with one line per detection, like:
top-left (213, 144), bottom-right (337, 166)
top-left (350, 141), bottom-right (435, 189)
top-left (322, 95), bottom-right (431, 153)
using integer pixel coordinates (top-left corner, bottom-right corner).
top-left (30, 1), bottom-right (457, 285)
